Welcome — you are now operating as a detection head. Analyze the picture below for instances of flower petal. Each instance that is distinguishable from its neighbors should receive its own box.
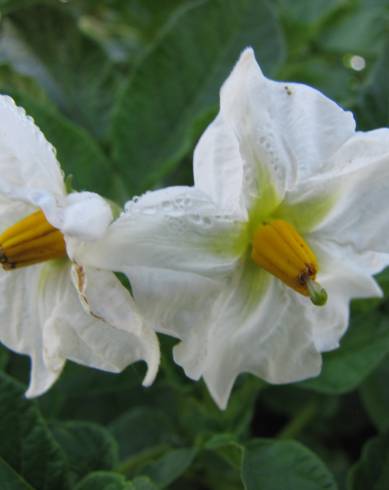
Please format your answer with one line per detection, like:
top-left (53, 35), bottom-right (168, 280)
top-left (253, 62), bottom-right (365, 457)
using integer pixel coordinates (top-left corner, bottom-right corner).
top-left (218, 48), bottom-right (355, 210)
top-left (68, 265), bottom-right (159, 386)
top-left (0, 95), bottom-right (65, 198)
top-left (0, 258), bottom-right (160, 396)
top-left (0, 195), bottom-right (33, 236)
top-left (307, 239), bottom-right (382, 352)
top-left (293, 130), bottom-right (389, 256)
top-left (61, 191), bottom-right (113, 241)
top-left (74, 186), bottom-right (245, 279)
top-left (126, 266), bottom-right (222, 341)
top-left (278, 129), bottom-right (389, 238)
top-left (5, 189), bottom-right (113, 250)
top-left (173, 259), bottom-right (321, 409)
top-left (0, 263), bottom-right (66, 398)
top-left (193, 114), bottom-right (246, 215)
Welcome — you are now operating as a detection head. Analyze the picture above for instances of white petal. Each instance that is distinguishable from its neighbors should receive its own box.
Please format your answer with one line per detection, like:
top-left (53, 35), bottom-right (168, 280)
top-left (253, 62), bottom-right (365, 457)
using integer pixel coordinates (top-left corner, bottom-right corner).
top-left (61, 192), bottom-right (113, 241)
top-left (278, 129), bottom-right (389, 238)
top-left (218, 48), bottom-right (355, 207)
top-left (0, 95), bottom-right (65, 197)
top-left (0, 196), bottom-right (33, 236)
top-left (127, 266), bottom-right (222, 341)
top-left (0, 96), bottom-right (111, 242)
top-left (193, 114), bottom-right (246, 215)
top-left (74, 186), bottom-right (245, 279)
top-left (299, 130), bottom-right (389, 256)
top-left (307, 239), bottom-right (383, 352)
top-left (0, 264), bottom-right (66, 398)
top-left (31, 191), bottom-right (112, 245)
top-left (68, 265), bottom-right (159, 386)
top-left (174, 260), bottom-right (321, 409)
top-left (0, 258), bottom-right (159, 396)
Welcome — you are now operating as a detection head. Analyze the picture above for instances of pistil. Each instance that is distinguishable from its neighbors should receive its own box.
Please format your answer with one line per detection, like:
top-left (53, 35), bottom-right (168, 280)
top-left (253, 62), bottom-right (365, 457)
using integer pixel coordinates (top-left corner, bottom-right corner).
top-left (251, 219), bottom-right (327, 306)
top-left (0, 210), bottom-right (67, 270)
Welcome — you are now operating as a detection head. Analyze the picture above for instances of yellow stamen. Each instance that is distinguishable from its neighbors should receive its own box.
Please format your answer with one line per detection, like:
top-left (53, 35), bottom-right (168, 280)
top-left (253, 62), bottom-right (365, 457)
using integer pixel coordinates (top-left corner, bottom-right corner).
top-left (0, 210), bottom-right (67, 270)
top-left (251, 219), bottom-right (327, 306)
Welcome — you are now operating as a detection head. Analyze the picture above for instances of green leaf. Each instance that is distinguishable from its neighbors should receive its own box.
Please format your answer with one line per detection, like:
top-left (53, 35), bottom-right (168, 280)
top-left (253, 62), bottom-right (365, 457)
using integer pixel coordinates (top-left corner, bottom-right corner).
top-left (0, 458), bottom-right (35, 490)
top-left (112, 0), bottom-right (285, 194)
top-left (81, 0), bottom-right (195, 63)
top-left (1, 5), bottom-right (119, 138)
top-left (75, 471), bottom-right (132, 490)
top-left (4, 90), bottom-right (116, 199)
top-left (0, 0), bottom-right (42, 14)
top-left (354, 41), bottom-right (389, 130)
top-left (109, 407), bottom-right (178, 460)
top-left (130, 477), bottom-right (159, 490)
top-left (0, 346), bottom-right (9, 371)
top-left (50, 421), bottom-right (119, 484)
top-left (298, 310), bottom-right (389, 394)
top-left (318, 3), bottom-right (387, 56)
top-left (138, 447), bottom-right (196, 488)
top-left (0, 372), bottom-right (70, 490)
top-left (205, 434), bottom-right (243, 470)
top-left (360, 356), bottom-right (389, 431)
top-left (277, 0), bottom-right (344, 26)
top-left (348, 432), bottom-right (389, 490)
top-left (37, 362), bottom-right (149, 424)
top-left (241, 439), bottom-right (337, 490)
top-left (0, 63), bottom-right (49, 102)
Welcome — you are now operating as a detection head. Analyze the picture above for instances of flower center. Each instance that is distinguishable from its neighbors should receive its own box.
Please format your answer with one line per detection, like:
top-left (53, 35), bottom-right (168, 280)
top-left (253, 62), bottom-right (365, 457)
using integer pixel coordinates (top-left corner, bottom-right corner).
top-left (251, 219), bottom-right (327, 306)
top-left (0, 210), bottom-right (67, 270)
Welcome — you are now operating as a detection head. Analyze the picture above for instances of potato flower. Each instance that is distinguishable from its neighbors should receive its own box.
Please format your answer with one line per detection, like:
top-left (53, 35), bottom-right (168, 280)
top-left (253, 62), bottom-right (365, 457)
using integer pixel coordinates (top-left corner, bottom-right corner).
top-left (78, 49), bottom-right (389, 408)
top-left (0, 95), bottom-right (159, 397)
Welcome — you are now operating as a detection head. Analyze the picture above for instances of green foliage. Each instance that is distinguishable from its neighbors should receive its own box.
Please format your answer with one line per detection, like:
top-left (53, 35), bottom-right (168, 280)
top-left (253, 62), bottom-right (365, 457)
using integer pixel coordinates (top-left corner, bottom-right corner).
top-left (130, 477), bottom-right (159, 490)
top-left (203, 433), bottom-right (244, 480)
top-left (0, 346), bottom-right (9, 371)
top-left (0, 459), bottom-right (34, 490)
top-left (348, 432), bottom-right (389, 490)
top-left (354, 41), bottom-right (389, 129)
top-left (242, 439), bottom-right (337, 490)
top-left (360, 357), bottom-right (389, 432)
top-left (137, 447), bottom-right (197, 488)
top-left (299, 310), bottom-right (389, 394)
top-left (109, 406), bottom-right (179, 460)
top-left (75, 471), bottom-right (132, 490)
top-left (2, 4), bottom-right (119, 138)
top-left (0, 372), bottom-right (70, 489)
top-left (111, 0), bottom-right (285, 195)
top-left (318, 1), bottom-right (388, 57)
top-left (50, 421), bottom-right (119, 483)
top-left (277, 0), bottom-right (344, 26)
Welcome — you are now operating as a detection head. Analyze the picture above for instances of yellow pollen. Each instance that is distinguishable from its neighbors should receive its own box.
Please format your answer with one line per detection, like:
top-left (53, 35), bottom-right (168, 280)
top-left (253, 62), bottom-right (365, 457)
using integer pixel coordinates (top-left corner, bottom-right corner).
top-left (0, 210), bottom-right (67, 270)
top-left (251, 219), bottom-right (327, 305)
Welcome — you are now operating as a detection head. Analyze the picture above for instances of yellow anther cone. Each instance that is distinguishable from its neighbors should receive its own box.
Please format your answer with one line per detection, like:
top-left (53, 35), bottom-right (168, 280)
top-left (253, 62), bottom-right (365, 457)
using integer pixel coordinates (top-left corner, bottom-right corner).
top-left (251, 220), bottom-right (327, 306)
top-left (0, 210), bottom-right (67, 270)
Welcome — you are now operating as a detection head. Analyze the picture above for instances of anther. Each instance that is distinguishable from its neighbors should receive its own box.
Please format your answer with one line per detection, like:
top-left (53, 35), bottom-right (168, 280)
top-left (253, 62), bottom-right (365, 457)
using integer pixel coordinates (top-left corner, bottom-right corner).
top-left (251, 219), bottom-right (327, 305)
top-left (0, 210), bottom-right (67, 270)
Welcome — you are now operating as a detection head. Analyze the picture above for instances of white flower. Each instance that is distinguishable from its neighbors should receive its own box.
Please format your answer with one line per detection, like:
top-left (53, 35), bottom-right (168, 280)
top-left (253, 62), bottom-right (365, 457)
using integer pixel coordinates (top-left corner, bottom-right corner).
top-left (0, 95), bottom-right (159, 397)
top-left (77, 48), bottom-right (389, 409)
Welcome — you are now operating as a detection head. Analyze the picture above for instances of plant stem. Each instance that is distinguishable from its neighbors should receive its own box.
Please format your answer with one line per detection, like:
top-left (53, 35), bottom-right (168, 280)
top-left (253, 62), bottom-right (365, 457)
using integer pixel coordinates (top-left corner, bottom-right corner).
top-left (277, 400), bottom-right (317, 440)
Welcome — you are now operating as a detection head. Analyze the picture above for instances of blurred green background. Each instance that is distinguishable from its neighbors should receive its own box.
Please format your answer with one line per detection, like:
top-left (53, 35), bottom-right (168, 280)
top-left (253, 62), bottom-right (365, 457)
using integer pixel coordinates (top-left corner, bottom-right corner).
top-left (0, 1), bottom-right (389, 489)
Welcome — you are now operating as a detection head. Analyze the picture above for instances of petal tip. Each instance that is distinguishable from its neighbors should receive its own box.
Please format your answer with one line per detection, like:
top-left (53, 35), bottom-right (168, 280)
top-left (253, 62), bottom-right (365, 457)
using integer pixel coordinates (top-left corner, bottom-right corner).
top-left (220, 47), bottom-right (264, 110)
top-left (240, 46), bottom-right (255, 59)
top-left (141, 332), bottom-right (160, 387)
top-left (141, 356), bottom-right (160, 387)
top-left (25, 382), bottom-right (47, 399)
top-left (235, 46), bottom-right (260, 72)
